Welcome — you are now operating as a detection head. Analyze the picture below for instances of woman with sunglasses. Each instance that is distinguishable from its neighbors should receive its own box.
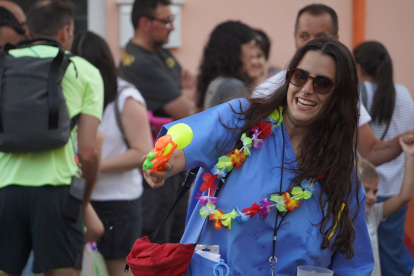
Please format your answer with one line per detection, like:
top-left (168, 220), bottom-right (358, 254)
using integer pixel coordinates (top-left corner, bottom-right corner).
top-left (354, 41), bottom-right (414, 276)
top-left (144, 37), bottom-right (374, 275)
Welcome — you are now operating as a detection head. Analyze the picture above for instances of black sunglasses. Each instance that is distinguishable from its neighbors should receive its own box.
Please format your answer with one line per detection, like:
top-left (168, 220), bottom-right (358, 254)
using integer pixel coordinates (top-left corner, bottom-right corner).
top-left (287, 68), bottom-right (336, 94)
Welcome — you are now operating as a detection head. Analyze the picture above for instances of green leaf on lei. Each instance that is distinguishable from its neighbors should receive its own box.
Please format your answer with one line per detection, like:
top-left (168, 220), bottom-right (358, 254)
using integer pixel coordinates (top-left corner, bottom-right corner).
top-left (270, 194), bottom-right (287, 212)
top-left (199, 203), bottom-right (216, 218)
top-left (221, 209), bottom-right (237, 229)
top-left (291, 186), bottom-right (312, 200)
top-left (268, 106), bottom-right (284, 126)
top-left (215, 156), bottom-right (234, 172)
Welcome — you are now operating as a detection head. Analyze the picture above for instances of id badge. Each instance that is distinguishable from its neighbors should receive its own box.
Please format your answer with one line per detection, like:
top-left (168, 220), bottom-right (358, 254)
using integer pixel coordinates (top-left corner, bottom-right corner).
top-left (195, 244), bottom-right (220, 254)
top-left (63, 177), bottom-right (85, 222)
top-left (69, 176), bottom-right (86, 201)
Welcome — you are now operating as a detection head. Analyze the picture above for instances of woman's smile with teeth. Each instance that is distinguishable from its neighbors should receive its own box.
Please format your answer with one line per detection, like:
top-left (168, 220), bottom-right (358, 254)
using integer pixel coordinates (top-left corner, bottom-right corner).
top-left (296, 97), bottom-right (317, 108)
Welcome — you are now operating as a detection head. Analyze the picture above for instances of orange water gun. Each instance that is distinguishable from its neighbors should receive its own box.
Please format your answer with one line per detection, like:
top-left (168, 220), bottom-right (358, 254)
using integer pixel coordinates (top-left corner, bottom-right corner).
top-left (143, 123), bottom-right (193, 173)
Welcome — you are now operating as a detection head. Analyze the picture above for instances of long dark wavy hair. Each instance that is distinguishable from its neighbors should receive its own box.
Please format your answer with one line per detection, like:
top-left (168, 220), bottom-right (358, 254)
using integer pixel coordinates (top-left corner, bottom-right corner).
top-left (71, 31), bottom-right (118, 111)
top-left (353, 41), bottom-right (395, 124)
top-left (196, 21), bottom-right (255, 109)
top-left (228, 37), bottom-right (360, 259)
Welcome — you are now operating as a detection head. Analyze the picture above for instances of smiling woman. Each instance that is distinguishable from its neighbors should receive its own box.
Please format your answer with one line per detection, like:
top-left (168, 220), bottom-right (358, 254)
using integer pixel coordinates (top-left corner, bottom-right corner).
top-left (143, 37), bottom-right (374, 276)
top-left (285, 51), bottom-right (335, 128)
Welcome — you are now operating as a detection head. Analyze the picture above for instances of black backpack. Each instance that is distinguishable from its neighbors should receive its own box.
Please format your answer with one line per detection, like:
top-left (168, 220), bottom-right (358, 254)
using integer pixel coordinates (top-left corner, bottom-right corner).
top-left (0, 39), bottom-right (76, 153)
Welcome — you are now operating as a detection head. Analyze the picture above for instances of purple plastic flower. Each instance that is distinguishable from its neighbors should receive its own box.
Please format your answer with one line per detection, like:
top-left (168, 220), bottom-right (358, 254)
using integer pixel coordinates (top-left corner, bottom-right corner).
top-left (196, 193), bottom-right (218, 206)
top-left (259, 198), bottom-right (273, 219)
top-left (251, 126), bottom-right (264, 148)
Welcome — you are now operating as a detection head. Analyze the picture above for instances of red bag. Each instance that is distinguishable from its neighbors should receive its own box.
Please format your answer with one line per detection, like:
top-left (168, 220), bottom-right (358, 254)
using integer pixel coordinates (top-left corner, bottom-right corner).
top-left (125, 169), bottom-right (200, 276)
top-left (126, 236), bottom-right (195, 276)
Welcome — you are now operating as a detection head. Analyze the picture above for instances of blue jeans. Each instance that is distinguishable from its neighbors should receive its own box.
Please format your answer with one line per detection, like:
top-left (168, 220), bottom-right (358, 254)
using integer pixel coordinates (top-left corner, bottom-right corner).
top-left (377, 196), bottom-right (413, 276)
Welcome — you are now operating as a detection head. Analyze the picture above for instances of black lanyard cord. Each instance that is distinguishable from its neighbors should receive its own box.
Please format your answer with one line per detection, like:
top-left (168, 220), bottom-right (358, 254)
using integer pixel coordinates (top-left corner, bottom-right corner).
top-left (272, 212), bottom-right (289, 258)
top-left (271, 120), bottom-right (288, 260)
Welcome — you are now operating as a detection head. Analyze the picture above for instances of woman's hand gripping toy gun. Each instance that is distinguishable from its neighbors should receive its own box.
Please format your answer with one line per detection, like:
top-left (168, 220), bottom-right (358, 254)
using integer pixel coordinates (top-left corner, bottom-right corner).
top-left (143, 123), bottom-right (193, 172)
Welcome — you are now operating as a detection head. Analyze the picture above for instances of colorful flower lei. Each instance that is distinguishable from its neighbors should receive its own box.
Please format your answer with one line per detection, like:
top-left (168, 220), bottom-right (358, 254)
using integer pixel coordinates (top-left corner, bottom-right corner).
top-left (197, 107), bottom-right (322, 230)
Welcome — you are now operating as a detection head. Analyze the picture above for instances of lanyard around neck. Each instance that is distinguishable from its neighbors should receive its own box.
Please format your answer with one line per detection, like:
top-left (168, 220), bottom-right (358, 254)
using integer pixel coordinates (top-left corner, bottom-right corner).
top-left (269, 121), bottom-right (288, 274)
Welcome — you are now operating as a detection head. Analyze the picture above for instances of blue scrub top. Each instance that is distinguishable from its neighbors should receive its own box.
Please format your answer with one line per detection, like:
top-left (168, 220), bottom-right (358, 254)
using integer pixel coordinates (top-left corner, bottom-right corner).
top-left (159, 99), bottom-right (374, 276)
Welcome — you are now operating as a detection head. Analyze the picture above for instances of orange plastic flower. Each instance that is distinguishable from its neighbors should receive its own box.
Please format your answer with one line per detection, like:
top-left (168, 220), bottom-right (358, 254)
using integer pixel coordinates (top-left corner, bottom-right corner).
top-left (283, 192), bottom-right (300, 211)
top-left (228, 149), bottom-right (246, 168)
top-left (209, 209), bottom-right (224, 230)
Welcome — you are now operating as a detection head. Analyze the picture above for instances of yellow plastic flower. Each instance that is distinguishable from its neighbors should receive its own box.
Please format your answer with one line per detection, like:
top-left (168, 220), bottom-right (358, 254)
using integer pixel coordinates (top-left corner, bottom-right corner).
top-left (291, 186), bottom-right (312, 200)
top-left (215, 156), bottom-right (234, 172)
top-left (221, 209), bottom-right (237, 229)
top-left (268, 106), bottom-right (283, 126)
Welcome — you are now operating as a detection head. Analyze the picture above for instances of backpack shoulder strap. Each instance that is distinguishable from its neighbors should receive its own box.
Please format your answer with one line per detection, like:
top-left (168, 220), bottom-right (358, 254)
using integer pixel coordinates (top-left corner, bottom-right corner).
top-left (0, 45), bottom-right (13, 132)
top-left (47, 46), bottom-right (65, 129)
top-left (114, 83), bottom-right (135, 148)
top-left (150, 168), bottom-right (200, 242)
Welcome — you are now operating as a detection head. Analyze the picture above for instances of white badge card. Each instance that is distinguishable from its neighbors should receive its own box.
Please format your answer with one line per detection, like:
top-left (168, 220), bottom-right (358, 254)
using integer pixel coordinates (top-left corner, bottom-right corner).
top-left (195, 244), bottom-right (220, 254)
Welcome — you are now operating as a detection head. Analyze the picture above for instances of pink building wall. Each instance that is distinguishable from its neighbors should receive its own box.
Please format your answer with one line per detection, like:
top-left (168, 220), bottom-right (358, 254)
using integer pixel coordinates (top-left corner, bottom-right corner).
top-left (168, 0), bottom-right (352, 74)
top-left (365, 0), bottom-right (414, 97)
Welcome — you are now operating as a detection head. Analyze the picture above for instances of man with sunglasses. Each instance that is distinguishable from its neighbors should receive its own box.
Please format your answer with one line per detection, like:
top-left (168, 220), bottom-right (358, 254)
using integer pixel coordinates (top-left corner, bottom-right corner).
top-left (120, 0), bottom-right (194, 120)
top-left (253, 4), bottom-right (414, 276)
top-left (119, 0), bottom-right (194, 245)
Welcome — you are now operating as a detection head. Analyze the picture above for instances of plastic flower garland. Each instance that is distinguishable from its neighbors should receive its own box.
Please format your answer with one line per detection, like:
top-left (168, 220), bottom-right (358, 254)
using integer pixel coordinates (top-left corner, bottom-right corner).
top-left (197, 107), bottom-right (321, 230)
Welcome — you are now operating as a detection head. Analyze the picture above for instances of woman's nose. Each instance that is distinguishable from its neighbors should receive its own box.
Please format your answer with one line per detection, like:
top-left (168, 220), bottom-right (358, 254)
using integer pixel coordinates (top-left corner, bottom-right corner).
top-left (301, 77), bottom-right (314, 95)
top-left (250, 57), bottom-right (259, 66)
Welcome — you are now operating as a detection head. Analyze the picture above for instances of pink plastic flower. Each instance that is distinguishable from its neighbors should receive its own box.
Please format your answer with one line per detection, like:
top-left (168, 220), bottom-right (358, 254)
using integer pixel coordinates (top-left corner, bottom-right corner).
top-left (251, 126), bottom-right (264, 148)
top-left (196, 193), bottom-right (218, 206)
top-left (259, 198), bottom-right (273, 219)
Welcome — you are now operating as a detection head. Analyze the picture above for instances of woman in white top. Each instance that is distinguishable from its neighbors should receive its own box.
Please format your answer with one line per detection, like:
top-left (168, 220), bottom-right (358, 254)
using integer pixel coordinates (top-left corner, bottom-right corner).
top-left (72, 31), bottom-right (153, 276)
top-left (354, 41), bottom-right (414, 276)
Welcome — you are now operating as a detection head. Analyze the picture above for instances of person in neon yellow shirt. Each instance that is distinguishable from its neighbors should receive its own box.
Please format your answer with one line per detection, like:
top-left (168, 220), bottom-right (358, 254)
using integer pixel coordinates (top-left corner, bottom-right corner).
top-left (0, 1), bottom-right (103, 275)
